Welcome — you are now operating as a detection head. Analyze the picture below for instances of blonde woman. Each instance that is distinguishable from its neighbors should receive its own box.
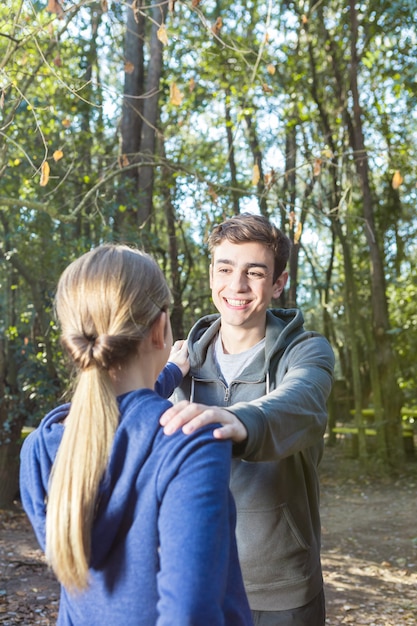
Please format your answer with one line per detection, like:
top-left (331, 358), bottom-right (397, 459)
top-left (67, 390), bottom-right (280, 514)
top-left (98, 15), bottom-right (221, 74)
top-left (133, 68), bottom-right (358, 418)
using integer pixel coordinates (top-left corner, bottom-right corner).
top-left (20, 244), bottom-right (252, 626)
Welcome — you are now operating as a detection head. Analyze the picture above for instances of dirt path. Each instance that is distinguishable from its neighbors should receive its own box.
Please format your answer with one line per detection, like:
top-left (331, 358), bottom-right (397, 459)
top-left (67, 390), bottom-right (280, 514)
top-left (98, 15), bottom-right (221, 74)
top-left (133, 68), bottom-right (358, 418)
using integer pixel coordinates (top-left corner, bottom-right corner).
top-left (1, 445), bottom-right (416, 625)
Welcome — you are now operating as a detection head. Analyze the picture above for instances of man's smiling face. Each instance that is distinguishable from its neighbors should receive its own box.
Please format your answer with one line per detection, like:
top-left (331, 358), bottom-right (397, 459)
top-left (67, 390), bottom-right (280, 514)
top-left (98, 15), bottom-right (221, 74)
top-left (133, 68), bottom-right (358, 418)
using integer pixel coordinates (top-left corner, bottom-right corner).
top-left (209, 240), bottom-right (287, 333)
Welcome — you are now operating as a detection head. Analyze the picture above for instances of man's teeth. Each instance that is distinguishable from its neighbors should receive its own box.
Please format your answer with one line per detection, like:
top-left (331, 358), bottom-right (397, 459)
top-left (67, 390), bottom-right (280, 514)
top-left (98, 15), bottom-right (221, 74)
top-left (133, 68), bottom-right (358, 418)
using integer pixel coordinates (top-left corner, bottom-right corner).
top-left (227, 299), bottom-right (249, 306)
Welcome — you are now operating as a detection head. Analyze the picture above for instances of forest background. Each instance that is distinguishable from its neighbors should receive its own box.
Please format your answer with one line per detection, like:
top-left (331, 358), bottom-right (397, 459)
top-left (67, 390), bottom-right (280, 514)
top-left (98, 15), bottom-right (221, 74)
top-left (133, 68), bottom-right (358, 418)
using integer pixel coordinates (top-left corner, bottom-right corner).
top-left (0, 0), bottom-right (416, 507)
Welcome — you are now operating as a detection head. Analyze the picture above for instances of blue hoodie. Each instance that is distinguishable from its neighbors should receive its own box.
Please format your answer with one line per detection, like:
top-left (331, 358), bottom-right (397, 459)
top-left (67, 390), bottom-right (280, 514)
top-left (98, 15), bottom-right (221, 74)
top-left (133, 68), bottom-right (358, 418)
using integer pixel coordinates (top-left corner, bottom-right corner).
top-left (20, 363), bottom-right (253, 625)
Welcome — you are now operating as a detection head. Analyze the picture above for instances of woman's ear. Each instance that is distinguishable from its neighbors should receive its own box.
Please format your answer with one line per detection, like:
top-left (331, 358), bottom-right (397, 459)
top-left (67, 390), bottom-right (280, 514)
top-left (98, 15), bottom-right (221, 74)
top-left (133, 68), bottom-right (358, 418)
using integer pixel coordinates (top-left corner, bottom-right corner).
top-left (150, 312), bottom-right (167, 350)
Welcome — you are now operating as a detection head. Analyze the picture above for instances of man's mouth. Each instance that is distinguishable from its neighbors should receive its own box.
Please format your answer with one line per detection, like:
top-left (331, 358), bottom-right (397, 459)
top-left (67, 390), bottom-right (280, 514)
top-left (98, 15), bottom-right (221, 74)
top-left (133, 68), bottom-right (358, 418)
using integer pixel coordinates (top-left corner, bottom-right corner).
top-left (225, 298), bottom-right (250, 306)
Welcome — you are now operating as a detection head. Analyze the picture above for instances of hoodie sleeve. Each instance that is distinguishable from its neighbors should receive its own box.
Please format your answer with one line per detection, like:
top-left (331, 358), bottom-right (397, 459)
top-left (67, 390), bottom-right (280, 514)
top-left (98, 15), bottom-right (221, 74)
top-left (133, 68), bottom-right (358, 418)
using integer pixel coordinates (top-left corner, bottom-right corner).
top-left (155, 429), bottom-right (251, 625)
top-left (19, 406), bottom-right (67, 551)
top-left (20, 430), bottom-right (50, 551)
top-left (229, 333), bottom-right (335, 462)
top-left (154, 362), bottom-right (183, 399)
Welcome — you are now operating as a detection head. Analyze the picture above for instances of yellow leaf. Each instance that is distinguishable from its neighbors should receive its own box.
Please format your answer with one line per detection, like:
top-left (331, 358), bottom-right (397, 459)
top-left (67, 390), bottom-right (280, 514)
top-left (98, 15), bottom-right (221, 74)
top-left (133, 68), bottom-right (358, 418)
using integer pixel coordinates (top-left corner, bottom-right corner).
top-left (124, 61), bottom-right (135, 74)
top-left (40, 161), bottom-right (50, 187)
top-left (392, 170), bottom-right (403, 189)
top-left (294, 221), bottom-right (303, 244)
top-left (53, 149), bottom-right (63, 161)
top-left (267, 64), bottom-right (276, 75)
top-left (170, 82), bottom-right (183, 106)
top-left (62, 118), bottom-right (71, 128)
top-left (157, 24), bottom-right (168, 45)
top-left (252, 163), bottom-right (260, 186)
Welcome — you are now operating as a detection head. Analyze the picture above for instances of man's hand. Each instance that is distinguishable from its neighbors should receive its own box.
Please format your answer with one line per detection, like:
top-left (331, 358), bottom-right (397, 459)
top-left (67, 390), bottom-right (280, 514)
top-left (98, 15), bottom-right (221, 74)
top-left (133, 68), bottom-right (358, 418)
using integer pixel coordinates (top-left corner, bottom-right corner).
top-left (160, 400), bottom-right (248, 443)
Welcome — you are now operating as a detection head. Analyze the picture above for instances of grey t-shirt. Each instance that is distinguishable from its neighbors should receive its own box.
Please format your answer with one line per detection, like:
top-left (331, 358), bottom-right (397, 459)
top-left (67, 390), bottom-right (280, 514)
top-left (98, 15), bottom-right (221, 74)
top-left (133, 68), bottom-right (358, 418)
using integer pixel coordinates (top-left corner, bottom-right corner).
top-left (213, 333), bottom-right (265, 387)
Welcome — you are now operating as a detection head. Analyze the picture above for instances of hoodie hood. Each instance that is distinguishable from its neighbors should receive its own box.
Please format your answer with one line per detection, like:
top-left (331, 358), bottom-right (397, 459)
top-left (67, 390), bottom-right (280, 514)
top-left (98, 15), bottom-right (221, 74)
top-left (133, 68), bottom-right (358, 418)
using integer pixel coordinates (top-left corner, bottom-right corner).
top-left (187, 308), bottom-right (306, 376)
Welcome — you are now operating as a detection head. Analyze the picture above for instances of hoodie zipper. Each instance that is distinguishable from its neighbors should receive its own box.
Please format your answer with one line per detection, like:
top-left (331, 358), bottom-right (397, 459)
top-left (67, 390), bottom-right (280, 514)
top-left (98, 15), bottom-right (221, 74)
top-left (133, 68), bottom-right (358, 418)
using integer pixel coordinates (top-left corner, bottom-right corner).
top-left (190, 375), bottom-right (268, 405)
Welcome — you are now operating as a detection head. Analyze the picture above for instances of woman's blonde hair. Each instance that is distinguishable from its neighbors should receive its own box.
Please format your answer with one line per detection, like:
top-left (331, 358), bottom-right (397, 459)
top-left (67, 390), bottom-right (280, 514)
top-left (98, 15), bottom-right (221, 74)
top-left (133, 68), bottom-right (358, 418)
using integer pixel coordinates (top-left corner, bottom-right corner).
top-left (46, 244), bottom-right (170, 592)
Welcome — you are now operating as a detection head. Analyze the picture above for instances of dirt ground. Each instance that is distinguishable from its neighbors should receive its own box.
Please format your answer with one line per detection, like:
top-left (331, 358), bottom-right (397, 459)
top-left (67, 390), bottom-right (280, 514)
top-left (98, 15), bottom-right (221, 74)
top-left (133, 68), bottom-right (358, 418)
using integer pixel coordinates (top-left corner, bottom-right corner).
top-left (1, 443), bottom-right (416, 625)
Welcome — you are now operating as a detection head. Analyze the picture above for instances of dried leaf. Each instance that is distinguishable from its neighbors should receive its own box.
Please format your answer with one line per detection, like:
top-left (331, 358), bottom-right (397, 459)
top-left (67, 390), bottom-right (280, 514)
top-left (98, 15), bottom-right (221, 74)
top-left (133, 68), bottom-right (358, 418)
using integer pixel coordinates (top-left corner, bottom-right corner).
top-left (189, 77), bottom-right (196, 92)
top-left (170, 82), bottom-right (183, 106)
top-left (252, 163), bottom-right (260, 186)
top-left (53, 150), bottom-right (63, 162)
top-left (124, 61), bottom-right (135, 74)
top-left (101, 0), bottom-right (108, 11)
top-left (212, 17), bottom-right (223, 36)
top-left (294, 221), bottom-right (303, 244)
top-left (192, 0), bottom-right (200, 6)
top-left (119, 154), bottom-right (130, 168)
top-left (40, 161), bottom-right (50, 187)
top-left (208, 186), bottom-right (218, 202)
top-left (62, 118), bottom-right (71, 128)
top-left (267, 64), bottom-right (276, 75)
top-left (53, 55), bottom-right (62, 67)
top-left (262, 83), bottom-right (273, 94)
top-left (47, 0), bottom-right (64, 18)
top-left (289, 211), bottom-right (296, 229)
top-left (392, 170), bottom-right (403, 189)
top-left (264, 32), bottom-right (270, 43)
top-left (157, 24), bottom-right (169, 45)
top-left (301, 14), bottom-right (308, 24)
top-left (313, 157), bottom-right (322, 176)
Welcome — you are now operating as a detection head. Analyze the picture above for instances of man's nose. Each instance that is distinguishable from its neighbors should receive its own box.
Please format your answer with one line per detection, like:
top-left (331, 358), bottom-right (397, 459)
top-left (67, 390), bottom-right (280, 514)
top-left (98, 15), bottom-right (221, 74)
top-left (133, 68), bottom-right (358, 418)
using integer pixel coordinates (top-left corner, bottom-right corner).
top-left (230, 271), bottom-right (249, 291)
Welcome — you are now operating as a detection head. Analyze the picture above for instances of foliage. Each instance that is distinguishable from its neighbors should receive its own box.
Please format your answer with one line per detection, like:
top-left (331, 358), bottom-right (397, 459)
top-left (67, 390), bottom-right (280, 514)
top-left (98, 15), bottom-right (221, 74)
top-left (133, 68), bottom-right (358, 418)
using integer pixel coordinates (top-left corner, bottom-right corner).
top-left (0, 0), bottom-right (416, 490)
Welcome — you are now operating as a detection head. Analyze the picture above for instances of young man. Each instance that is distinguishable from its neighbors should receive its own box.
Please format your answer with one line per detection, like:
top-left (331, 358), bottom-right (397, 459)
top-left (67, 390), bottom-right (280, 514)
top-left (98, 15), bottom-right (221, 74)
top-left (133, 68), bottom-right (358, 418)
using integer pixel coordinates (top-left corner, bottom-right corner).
top-left (160, 213), bottom-right (335, 626)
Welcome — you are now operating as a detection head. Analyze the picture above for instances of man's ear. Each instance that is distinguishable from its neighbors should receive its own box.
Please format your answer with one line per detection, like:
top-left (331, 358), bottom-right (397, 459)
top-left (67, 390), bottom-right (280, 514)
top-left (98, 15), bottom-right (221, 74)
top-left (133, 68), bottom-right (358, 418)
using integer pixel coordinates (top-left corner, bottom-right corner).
top-left (272, 271), bottom-right (288, 299)
top-left (150, 312), bottom-right (167, 350)
top-left (209, 263), bottom-right (213, 289)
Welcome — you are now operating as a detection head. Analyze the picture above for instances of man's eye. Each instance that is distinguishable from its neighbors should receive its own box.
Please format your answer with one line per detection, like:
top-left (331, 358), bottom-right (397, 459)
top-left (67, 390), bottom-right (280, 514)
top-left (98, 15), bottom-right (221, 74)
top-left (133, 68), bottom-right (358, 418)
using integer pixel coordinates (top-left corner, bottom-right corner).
top-left (218, 268), bottom-right (231, 273)
top-left (247, 271), bottom-right (265, 279)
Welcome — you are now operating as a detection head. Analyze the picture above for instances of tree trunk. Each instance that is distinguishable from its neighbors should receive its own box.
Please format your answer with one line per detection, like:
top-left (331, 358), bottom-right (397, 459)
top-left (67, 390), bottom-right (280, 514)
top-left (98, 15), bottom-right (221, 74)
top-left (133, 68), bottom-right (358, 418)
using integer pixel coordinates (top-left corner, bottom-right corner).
top-left (224, 87), bottom-right (240, 215)
top-left (137, 0), bottom-right (168, 226)
top-left (348, 0), bottom-right (403, 465)
top-left (116, 0), bottom-right (146, 234)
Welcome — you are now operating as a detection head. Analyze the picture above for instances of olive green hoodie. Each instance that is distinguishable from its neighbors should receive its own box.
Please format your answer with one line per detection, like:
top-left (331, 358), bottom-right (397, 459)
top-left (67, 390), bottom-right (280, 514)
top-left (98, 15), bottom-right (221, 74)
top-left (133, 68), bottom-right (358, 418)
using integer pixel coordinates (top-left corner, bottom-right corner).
top-left (174, 308), bottom-right (335, 611)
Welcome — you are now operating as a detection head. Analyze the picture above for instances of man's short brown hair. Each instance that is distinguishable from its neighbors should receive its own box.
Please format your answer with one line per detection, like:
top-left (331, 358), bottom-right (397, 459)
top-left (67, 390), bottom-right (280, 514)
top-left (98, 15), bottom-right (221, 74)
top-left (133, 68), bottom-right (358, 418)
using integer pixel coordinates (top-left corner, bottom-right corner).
top-left (207, 213), bottom-right (291, 281)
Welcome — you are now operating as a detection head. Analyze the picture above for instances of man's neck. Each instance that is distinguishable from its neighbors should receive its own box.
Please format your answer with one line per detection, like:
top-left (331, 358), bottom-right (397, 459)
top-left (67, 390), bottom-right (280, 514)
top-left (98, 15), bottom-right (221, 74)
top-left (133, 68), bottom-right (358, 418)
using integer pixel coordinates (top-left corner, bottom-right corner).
top-left (219, 324), bottom-right (266, 355)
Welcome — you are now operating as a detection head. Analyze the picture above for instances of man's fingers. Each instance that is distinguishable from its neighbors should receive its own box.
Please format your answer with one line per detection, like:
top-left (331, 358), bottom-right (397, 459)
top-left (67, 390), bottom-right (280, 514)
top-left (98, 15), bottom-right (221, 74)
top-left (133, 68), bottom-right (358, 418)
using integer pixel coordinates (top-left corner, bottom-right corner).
top-left (161, 402), bottom-right (205, 435)
top-left (213, 422), bottom-right (247, 442)
top-left (160, 400), bottom-right (189, 426)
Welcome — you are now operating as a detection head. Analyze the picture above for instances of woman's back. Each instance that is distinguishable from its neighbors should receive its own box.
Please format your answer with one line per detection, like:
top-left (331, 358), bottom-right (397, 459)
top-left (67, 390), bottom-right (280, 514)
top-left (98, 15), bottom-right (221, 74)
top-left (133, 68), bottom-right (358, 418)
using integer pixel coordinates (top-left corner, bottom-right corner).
top-left (20, 386), bottom-right (252, 625)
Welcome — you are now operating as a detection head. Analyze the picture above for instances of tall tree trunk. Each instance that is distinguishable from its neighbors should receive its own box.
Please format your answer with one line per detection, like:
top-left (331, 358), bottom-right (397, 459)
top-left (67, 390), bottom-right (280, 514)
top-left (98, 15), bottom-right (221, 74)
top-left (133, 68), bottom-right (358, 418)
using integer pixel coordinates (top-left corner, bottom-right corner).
top-left (283, 113), bottom-right (298, 308)
top-left (160, 143), bottom-right (184, 339)
top-left (137, 1), bottom-right (168, 226)
top-left (244, 110), bottom-right (268, 216)
top-left (224, 87), bottom-right (240, 215)
top-left (348, 0), bottom-right (403, 465)
top-left (116, 0), bottom-right (146, 234)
